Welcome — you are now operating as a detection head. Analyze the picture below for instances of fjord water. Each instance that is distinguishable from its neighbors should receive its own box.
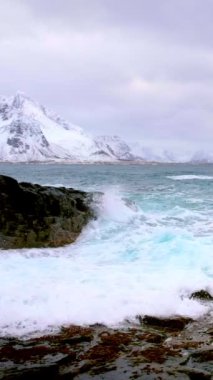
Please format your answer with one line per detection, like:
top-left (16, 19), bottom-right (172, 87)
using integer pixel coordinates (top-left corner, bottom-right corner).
top-left (0, 163), bottom-right (212, 337)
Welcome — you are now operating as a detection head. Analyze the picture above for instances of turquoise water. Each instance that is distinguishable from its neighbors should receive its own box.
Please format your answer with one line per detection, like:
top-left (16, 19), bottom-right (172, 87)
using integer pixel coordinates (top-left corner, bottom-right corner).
top-left (0, 163), bottom-right (212, 336)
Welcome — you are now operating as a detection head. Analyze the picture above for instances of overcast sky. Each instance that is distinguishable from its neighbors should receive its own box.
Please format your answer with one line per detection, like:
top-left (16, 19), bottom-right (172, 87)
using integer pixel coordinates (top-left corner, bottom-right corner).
top-left (1, 0), bottom-right (213, 150)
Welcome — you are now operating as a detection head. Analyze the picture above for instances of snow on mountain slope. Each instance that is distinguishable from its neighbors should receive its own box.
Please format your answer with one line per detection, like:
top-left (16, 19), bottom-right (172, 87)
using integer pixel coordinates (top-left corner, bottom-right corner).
top-left (0, 116), bottom-right (53, 161)
top-left (95, 135), bottom-right (135, 160)
top-left (130, 143), bottom-right (177, 162)
top-left (0, 93), bottom-right (96, 161)
top-left (2, 92), bottom-right (210, 163)
top-left (0, 92), bottom-right (135, 162)
top-left (191, 150), bottom-right (213, 163)
top-left (129, 142), bottom-right (201, 163)
top-left (13, 94), bottom-right (97, 159)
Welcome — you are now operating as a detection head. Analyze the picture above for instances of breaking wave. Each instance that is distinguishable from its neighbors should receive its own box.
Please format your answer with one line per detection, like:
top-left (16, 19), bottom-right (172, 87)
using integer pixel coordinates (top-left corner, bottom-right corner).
top-left (0, 186), bottom-right (212, 337)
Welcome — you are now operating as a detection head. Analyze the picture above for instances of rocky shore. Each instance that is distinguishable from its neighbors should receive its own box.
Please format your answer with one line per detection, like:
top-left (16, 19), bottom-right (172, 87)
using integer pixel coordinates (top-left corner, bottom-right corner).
top-left (0, 175), bottom-right (212, 379)
top-left (0, 175), bottom-right (93, 248)
top-left (0, 312), bottom-right (212, 380)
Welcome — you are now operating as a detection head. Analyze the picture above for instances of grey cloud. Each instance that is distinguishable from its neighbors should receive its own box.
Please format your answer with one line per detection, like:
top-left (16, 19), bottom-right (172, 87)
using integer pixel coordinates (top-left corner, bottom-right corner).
top-left (20, 0), bottom-right (213, 47)
top-left (0, 0), bottom-right (213, 150)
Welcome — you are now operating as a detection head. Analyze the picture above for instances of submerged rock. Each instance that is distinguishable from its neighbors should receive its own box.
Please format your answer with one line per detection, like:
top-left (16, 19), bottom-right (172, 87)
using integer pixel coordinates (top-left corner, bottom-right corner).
top-left (0, 175), bottom-right (93, 249)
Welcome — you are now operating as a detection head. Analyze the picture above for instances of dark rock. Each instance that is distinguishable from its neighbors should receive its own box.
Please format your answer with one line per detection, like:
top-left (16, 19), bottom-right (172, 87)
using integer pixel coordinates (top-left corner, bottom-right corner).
top-left (190, 290), bottom-right (213, 301)
top-left (189, 349), bottom-right (213, 363)
top-left (0, 175), bottom-right (93, 249)
top-left (139, 315), bottom-right (193, 331)
top-left (182, 349), bottom-right (213, 376)
top-left (135, 331), bottom-right (165, 343)
top-left (0, 365), bottom-right (59, 380)
top-left (177, 367), bottom-right (212, 380)
top-left (207, 328), bottom-right (213, 336)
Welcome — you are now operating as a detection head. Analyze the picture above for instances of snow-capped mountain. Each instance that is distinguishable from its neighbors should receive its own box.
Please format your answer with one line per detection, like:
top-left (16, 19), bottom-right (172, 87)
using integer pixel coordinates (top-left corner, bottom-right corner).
top-left (1, 92), bottom-right (212, 163)
top-left (0, 92), bottom-right (135, 162)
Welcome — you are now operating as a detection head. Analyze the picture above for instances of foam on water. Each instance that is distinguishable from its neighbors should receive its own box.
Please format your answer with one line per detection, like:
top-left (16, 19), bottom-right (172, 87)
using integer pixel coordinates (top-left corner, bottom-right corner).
top-left (0, 186), bottom-right (212, 337)
top-left (168, 175), bottom-right (213, 180)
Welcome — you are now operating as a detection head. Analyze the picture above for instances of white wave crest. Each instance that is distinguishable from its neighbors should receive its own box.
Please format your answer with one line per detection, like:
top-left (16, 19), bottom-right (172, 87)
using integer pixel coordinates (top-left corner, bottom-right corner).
top-left (167, 175), bottom-right (213, 180)
top-left (98, 188), bottom-right (138, 222)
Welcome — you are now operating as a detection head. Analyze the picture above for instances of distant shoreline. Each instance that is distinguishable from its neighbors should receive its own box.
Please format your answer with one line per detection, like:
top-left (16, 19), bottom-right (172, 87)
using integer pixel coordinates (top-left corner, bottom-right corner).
top-left (0, 160), bottom-right (213, 165)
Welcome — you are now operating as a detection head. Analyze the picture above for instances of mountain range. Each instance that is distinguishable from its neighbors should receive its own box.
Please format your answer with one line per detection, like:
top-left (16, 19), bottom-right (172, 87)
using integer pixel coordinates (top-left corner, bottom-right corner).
top-left (0, 92), bottom-right (212, 163)
top-left (0, 92), bottom-right (137, 162)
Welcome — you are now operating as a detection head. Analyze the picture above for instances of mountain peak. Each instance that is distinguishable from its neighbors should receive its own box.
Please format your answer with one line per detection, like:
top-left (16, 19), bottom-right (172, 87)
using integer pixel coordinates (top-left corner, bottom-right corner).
top-left (12, 91), bottom-right (29, 108)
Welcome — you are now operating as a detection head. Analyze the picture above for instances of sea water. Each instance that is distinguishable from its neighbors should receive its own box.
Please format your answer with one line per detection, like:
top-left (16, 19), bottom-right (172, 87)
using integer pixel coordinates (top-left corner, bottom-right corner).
top-left (0, 163), bottom-right (212, 337)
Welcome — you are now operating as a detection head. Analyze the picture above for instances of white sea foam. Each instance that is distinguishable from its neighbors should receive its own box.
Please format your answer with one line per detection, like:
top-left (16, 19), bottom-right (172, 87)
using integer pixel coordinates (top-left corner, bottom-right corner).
top-left (167, 175), bottom-right (213, 180)
top-left (0, 188), bottom-right (212, 337)
top-left (99, 188), bottom-right (138, 222)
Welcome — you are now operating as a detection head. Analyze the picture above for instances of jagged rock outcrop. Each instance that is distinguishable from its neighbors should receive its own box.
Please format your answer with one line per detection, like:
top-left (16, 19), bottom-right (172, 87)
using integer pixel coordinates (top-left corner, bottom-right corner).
top-left (0, 175), bottom-right (93, 248)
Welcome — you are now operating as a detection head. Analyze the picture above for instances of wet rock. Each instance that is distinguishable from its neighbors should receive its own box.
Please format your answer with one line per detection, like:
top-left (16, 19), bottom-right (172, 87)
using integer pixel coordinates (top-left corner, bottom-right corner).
top-left (0, 318), bottom-right (212, 380)
top-left (182, 349), bottom-right (213, 376)
top-left (98, 331), bottom-right (132, 347)
top-left (190, 290), bottom-right (213, 301)
top-left (0, 175), bottom-right (93, 248)
top-left (0, 365), bottom-right (59, 380)
top-left (130, 345), bottom-right (180, 364)
top-left (189, 349), bottom-right (213, 363)
top-left (139, 315), bottom-right (193, 331)
top-left (81, 343), bottom-right (120, 363)
top-left (79, 331), bottom-right (132, 369)
top-left (177, 366), bottom-right (212, 380)
top-left (207, 328), bottom-right (213, 336)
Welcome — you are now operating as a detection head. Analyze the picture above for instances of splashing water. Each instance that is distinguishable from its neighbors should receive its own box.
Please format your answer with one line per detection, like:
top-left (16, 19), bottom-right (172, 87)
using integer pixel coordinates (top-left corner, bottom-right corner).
top-left (0, 163), bottom-right (212, 337)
